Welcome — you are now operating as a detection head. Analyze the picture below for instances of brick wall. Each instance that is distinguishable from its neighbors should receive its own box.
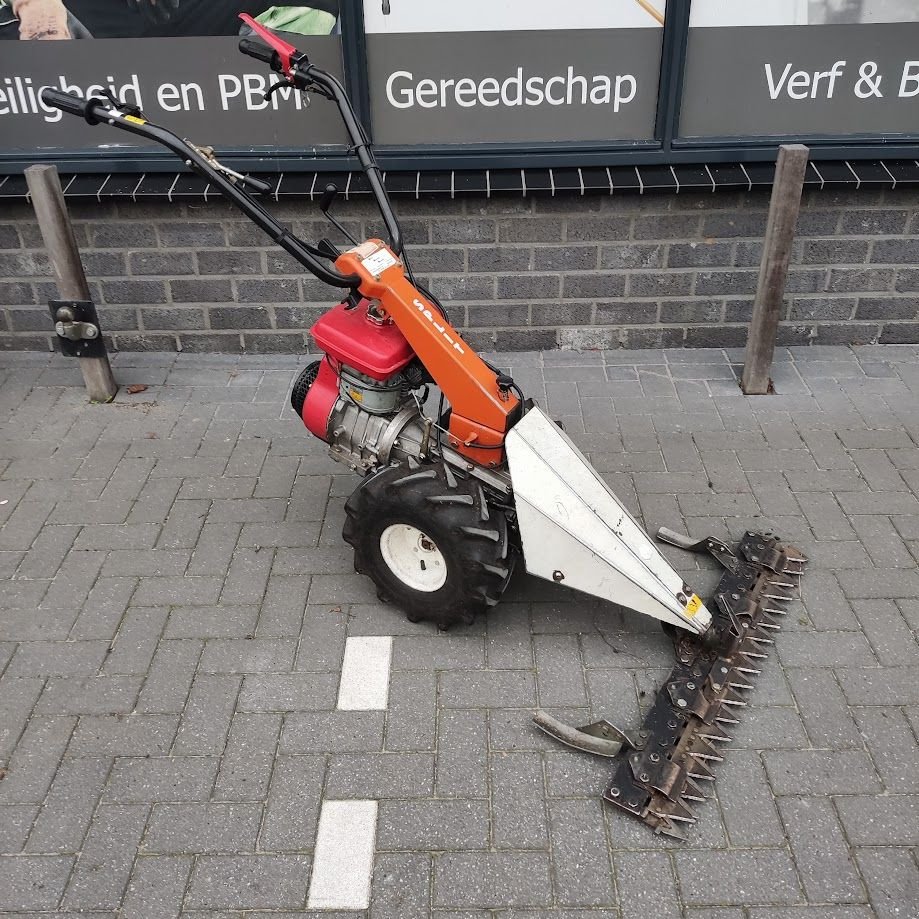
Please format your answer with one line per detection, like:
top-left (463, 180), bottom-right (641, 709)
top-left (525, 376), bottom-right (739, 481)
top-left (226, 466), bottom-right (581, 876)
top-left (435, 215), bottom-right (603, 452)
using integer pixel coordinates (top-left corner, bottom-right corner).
top-left (2, 186), bottom-right (918, 352)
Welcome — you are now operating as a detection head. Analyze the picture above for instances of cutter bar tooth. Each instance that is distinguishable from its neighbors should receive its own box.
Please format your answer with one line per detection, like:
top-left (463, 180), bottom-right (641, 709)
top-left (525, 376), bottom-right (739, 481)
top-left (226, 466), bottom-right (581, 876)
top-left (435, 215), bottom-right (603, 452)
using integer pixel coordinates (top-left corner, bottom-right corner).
top-left (764, 606), bottom-right (788, 616)
top-left (688, 766), bottom-right (716, 782)
top-left (715, 713), bottom-right (741, 725)
top-left (748, 635), bottom-right (775, 647)
top-left (698, 723), bottom-right (731, 743)
top-left (656, 800), bottom-right (697, 823)
top-left (653, 819), bottom-right (687, 841)
top-left (728, 678), bottom-right (755, 691)
top-left (682, 777), bottom-right (707, 800)
top-left (688, 749), bottom-right (724, 763)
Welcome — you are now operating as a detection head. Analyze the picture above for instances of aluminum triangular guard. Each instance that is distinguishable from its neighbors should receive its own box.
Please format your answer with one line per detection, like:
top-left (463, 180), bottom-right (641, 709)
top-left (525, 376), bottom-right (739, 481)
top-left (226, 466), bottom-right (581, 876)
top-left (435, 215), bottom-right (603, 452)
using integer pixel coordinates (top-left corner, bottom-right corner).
top-left (505, 407), bottom-right (711, 634)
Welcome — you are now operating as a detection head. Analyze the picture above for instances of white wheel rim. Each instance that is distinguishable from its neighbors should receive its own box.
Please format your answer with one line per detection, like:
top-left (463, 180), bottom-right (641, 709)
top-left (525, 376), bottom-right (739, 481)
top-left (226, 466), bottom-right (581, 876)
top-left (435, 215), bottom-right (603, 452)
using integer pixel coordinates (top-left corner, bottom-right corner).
top-left (379, 524), bottom-right (447, 592)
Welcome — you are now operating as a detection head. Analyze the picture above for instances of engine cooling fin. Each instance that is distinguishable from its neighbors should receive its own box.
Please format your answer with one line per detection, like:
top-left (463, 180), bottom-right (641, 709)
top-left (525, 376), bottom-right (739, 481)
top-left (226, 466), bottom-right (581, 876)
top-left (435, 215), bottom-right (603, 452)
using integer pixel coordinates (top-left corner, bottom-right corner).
top-left (535, 529), bottom-right (807, 841)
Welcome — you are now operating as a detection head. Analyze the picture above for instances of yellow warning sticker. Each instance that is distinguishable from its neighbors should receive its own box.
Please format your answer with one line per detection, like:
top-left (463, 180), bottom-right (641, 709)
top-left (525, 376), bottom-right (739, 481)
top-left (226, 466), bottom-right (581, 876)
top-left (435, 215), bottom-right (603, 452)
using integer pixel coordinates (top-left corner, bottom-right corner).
top-left (124, 115), bottom-right (147, 125)
top-left (684, 594), bottom-right (703, 618)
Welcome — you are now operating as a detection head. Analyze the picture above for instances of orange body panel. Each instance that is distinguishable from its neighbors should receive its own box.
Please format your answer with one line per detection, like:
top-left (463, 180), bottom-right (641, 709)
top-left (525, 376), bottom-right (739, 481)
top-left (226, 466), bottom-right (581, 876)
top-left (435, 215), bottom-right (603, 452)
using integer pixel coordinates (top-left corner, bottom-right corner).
top-left (335, 241), bottom-right (519, 466)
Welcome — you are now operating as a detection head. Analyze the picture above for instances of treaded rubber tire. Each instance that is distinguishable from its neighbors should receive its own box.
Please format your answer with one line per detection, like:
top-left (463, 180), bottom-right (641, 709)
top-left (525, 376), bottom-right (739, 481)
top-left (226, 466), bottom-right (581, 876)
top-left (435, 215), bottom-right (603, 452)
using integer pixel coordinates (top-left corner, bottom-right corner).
top-left (290, 360), bottom-right (321, 417)
top-left (343, 461), bottom-right (514, 629)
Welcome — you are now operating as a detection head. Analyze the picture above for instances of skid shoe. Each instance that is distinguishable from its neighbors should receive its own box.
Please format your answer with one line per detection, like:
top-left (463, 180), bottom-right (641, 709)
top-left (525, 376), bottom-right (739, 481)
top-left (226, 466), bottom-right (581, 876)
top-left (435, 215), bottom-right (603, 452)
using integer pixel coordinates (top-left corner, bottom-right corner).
top-left (535, 529), bottom-right (807, 839)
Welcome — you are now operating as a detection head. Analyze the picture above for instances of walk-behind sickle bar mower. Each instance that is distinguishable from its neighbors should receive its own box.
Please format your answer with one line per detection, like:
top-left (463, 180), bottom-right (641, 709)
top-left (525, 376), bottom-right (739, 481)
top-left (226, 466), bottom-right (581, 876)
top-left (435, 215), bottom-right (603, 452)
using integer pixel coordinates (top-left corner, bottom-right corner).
top-left (43, 19), bottom-right (806, 839)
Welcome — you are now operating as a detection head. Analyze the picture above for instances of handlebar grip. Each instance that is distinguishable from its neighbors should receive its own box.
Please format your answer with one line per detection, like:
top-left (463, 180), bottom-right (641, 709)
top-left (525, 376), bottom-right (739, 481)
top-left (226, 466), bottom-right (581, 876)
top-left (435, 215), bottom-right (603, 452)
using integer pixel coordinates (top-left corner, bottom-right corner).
top-left (239, 37), bottom-right (279, 70)
top-left (41, 88), bottom-right (95, 119)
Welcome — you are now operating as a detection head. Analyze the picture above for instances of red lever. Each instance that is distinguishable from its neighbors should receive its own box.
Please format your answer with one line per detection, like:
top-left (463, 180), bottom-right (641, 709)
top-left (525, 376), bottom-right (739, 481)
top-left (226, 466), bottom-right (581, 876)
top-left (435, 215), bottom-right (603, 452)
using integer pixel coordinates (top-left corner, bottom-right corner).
top-left (239, 12), bottom-right (299, 78)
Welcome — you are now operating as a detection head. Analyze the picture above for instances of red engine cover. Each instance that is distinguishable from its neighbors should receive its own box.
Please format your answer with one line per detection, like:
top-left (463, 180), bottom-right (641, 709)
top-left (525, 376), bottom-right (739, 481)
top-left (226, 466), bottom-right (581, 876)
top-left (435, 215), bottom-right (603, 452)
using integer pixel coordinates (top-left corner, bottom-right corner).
top-left (311, 300), bottom-right (414, 382)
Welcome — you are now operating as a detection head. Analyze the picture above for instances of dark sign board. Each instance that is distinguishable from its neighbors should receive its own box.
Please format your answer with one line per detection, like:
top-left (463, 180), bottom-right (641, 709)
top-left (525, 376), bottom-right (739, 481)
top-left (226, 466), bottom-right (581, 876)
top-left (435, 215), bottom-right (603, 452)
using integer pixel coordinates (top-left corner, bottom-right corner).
top-left (0, 5), bottom-right (346, 154)
top-left (363, 1), bottom-right (667, 145)
top-left (681, 2), bottom-right (919, 138)
top-left (1, 0), bottom-right (918, 169)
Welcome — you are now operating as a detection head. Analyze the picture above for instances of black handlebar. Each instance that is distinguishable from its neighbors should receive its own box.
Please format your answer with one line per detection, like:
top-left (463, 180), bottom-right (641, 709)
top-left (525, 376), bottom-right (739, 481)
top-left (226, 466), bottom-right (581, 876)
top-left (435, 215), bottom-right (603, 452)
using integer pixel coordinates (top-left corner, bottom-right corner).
top-left (40, 35), bottom-right (405, 287)
top-left (238, 37), bottom-right (279, 69)
top-left (42, 87), bottom-right (101, 121)
top-left (40, 86), bottom-right (360, 290)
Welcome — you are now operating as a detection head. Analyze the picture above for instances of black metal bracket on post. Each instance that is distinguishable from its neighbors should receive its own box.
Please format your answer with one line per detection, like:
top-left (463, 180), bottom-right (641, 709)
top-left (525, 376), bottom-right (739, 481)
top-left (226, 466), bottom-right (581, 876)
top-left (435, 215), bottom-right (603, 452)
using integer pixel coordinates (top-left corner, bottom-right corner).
top-left (48, 299), bottom-right (106, 359)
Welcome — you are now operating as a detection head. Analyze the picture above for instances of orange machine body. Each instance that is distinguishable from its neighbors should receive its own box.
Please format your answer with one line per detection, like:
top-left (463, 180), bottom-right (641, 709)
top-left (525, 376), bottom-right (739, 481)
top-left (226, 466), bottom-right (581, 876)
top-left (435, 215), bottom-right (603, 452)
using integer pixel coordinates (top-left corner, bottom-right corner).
top-left (335, 241), bottom-right (519, 466)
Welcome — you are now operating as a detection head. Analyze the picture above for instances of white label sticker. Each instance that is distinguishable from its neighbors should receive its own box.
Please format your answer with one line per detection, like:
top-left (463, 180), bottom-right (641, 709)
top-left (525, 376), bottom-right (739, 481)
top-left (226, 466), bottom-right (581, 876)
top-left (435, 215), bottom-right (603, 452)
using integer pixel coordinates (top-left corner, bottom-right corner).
top-left (361, 247), bottom-right (399, 276)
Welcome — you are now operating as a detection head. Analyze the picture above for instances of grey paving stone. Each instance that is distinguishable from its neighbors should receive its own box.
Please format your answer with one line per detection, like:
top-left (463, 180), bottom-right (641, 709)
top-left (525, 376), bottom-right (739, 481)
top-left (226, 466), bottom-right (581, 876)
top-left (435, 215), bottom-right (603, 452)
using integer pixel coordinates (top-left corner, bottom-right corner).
top-left (26, 756), bottom-right (110, 853)
top-left (716, 750), bottom-right (785, 846)
top-left (185, 522), bottom-right (242, 577)
top-left (36, 674), bottom-right (141, 716)
top-left (0, 716), bottom-right (75, 805)
top-left (777, 796), bottom-right (865, 904)
top-left (63, 804), bottom-right (147, 910)
top-left (377, 799), bottom-right (490, 850)
top-left (371, 852), bottom-right (431, 919)
top-left (7, 640), bottom-right (109, 678)
top-left (324, 753), bottom-right (435, 799)
top-left (145, 803), bottom-right (262, 854)
top-left (854, 706), bottom-right (919, 793)
top-left (198, 638), bottom-right (296, 673)
top-left (776, 631), bottom-right (876, 668)
top-left (219, 548), bottom-right (273, 605)
top-left (105, 756), bottom-right (218, 804)
top-left (131, 576), bottom-right (222, 606)
top-left (392, 634), bottom-right (486, 670)
top-left (836, 793), bottom-right (919, 846)
top-left (436, 708), bottom-right (488, 798)
top-left (135, 639), bottom-right (201, 713)
top-left (185, 854), bottom-right (310, 910)
top-left (548, 798), bottom-right (616, 907)
top-left (282, 711), bottom-right (385, 754)
top-left (786, 667), bottom-right (860, 750)
top-left (165, 604), bottom-right (259, 640)
top-left (799, 569), bottom-right (860, 631)
top-left (439, 670), bottom-right (536, 708)
top-left (544, 750), bottom-right (614, 798)
top-left (490, 751), bottom-right (548, 849)
top-left (675, 849), bottom-right (803, 907)
top-left (213, 713), bottom-right (280, 802)
top-left (386, 670), bottom-right (437, 751)
top-left (121, 855), bottom-right (192, 919)
top-left (295, 605), bottom-right (348, 672)
top-left (763, 749), bottom-right (882, 795)
top-left (0, 855), bottom-right (74, 911)
top-left (258, 755), bottom-right (325, 852)
top-left (854, 598), bottom-right (919, 665)
top-left (70, 576), bottom-right (138, 641)
top-left (256, 575), bottom-right (310, 636)
top-left (0, 804), bottom-right (39, 854)
top-left (854, 847), bottom-right (919, 919)
top-left (74, 523), bottom-right (162, 551)
top-left (172, 674), bottom-right (240, 755)
top-left (0, 676), bottom-right (44, 761)
top-left (614, 851), bottom-right (682, 919)
top-left (15, 524), bottom-right (79, 580)
top-left (434, 852), bottom-right (553, 909)
top-left (105, 607), bottom-right (169, 675)
top-left (237, 673), bottom-right (338, 712)
top-left (69, 714), bottom-right (178, 757)
top-left (534, 634), bottom-right (588, 707)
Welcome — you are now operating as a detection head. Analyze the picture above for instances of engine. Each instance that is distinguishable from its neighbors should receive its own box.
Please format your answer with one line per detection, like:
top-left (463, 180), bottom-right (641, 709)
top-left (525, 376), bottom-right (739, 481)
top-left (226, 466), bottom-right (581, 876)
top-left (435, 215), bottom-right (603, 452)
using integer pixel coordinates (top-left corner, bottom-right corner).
top-left (290, 298), bottom-right (431, 474)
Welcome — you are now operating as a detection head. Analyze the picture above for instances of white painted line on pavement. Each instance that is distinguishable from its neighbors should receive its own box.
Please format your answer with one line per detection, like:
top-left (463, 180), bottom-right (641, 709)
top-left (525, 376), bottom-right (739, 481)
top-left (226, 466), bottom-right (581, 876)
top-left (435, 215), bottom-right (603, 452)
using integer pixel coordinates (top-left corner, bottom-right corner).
top-left (307, 799), bottom-right (378, 910)
top-left (336, 636), bottom-right (392, 710)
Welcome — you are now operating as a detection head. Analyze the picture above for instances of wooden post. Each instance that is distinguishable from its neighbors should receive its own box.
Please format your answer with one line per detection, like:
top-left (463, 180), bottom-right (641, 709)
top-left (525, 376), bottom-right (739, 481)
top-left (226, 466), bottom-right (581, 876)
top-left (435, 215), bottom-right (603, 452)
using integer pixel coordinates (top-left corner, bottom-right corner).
top-left (25, 164), bottom-right (117, 403)
top-left (741, 144), bottom-right (810, 395)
